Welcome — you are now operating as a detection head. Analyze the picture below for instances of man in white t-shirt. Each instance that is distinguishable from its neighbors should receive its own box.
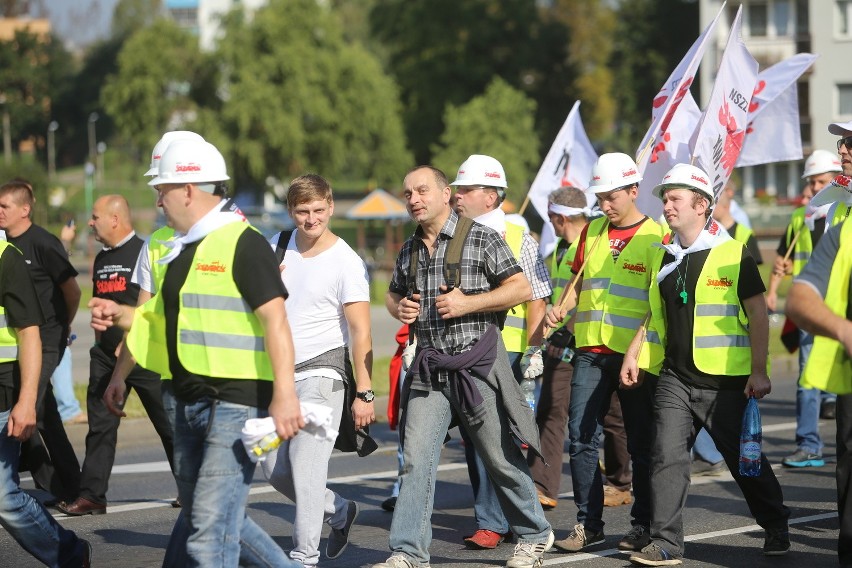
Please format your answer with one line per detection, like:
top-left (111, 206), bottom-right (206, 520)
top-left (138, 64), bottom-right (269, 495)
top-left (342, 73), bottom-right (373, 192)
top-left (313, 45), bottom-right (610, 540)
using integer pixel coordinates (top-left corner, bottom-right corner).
top-left (262, 174), bottom-right (375, 567)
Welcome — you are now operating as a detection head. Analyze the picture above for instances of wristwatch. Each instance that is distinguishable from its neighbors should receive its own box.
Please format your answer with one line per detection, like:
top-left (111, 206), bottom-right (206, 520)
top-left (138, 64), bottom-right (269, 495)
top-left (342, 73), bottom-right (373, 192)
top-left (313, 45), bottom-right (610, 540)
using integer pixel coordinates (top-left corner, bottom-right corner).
top-left (356, 389), bottom-right (375, 403)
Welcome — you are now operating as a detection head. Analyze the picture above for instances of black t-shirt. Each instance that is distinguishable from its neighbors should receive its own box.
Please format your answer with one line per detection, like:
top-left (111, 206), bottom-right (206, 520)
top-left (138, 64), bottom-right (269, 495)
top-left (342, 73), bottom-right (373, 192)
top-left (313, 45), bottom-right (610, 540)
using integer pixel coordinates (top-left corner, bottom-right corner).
top-left (776, 217), bottom-right (825, 257)
top-left (7, 224), bottom-right (78, 353)
top-left (0, 245), bottom-right (45, 403)
top-left (161, 227), bottom-right (287, 407)
top-left (729, 222), bottom-right (763, 265)
top-left (93, 234), bottom-right (145, 356)
top-left (660, 245), bottom-right (765, 389)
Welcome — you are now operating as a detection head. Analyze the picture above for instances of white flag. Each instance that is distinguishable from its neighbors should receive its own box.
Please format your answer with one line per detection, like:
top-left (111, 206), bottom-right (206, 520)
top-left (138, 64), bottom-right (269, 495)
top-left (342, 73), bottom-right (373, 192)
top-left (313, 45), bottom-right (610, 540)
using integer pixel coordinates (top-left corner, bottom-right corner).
top-left (526, 101), bottom-right (598, 256)
top-left (691, 5), bottom-right (759, 202)
top-left (737, 53), bottom-right (817, 167)
top-left (635, 2), bottom-right (725, 174)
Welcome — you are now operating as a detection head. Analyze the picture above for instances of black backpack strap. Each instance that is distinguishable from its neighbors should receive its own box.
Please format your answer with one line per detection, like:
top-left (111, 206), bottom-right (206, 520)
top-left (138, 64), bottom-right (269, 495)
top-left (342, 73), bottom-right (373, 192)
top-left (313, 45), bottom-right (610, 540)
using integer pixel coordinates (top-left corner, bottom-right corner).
top-left (443, 215), bottom-right (474, 291)
top-left (275, 230), bottom-right (292, 264)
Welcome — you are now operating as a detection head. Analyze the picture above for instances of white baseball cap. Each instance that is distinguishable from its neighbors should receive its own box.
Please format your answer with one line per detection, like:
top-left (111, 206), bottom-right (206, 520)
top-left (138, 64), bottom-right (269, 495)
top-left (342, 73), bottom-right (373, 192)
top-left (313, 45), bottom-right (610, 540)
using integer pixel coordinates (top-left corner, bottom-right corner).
top-left (828, 121), bottom-right (852, 137)
top-left (808, 174), bottom-right (852, 207)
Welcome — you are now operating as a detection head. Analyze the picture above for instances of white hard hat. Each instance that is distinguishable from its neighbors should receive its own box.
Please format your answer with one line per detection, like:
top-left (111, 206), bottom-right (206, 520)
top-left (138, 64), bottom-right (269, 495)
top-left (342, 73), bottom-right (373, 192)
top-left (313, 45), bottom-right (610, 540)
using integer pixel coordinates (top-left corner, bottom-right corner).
top-left (588, 153), bottom-right (642, 194)
top-left (652, 163), bottom-right (715, 206)
top-left (801, 149), bottom-right (842, 178)
top-left (148, 139), bottom-right (229, 187)
top-left (145, 131), bottom-right (205, 177)
top-left (451, 154), bottom-right (508, 189)
top-left (809, 174), bottom-right (852, 207)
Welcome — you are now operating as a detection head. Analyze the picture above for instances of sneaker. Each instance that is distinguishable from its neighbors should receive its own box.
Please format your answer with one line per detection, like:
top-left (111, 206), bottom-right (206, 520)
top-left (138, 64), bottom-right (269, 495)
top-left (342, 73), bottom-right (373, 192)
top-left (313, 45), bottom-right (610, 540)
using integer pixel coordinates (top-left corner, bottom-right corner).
top-left (553, 524), bottom-right (604, 552)
top-left (464, 529), bottom-right (511, 549)
top-left (618, 525), bottom-right (651, 551)
top-left (372, 555), bottom-right (429, 568)
top-left (506, 530), bottom-right (554, 568)
top-left (763, 528), bottom-right (790, 556)
top-left (326, 500), bottom-right (358, 559)
top-left (782, 449), bottom-right (825, 468)
top-left (821, 400), bottom-right (837, 419)
top-left (381, 496), bottom-right (397, 512)
top-left (691, 459), bottom-right (725, 477)
top-left (64, 412), bottom-right (88, 426)
top-left (629, 543), bottom-right (682, 566)
top-left (603, 485), bottom-right (632, 506)
top-left (537, 489), bottom-right (557, 510)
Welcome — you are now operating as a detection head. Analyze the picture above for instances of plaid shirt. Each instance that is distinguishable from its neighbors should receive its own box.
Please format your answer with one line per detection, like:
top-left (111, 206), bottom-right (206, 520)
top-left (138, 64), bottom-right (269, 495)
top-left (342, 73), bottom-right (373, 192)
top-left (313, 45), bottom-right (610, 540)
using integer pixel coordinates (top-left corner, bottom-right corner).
top-left (389, 210), bottom-right (522, 355)
top-left (518, 232), bottom-right (552, 301)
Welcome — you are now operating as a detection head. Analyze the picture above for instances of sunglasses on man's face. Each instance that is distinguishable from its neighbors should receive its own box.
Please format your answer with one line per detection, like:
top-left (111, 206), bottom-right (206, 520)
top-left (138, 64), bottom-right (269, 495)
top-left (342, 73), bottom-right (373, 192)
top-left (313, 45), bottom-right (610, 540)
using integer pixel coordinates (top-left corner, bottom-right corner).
top-left (837, 136), bottom-right (852, 151)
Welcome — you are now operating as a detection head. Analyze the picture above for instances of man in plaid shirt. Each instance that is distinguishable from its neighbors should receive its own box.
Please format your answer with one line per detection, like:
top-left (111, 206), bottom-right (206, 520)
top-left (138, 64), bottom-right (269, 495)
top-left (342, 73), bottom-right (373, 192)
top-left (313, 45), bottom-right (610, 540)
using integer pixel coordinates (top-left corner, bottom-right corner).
top-left (373, 166), bottom-right (553, 568)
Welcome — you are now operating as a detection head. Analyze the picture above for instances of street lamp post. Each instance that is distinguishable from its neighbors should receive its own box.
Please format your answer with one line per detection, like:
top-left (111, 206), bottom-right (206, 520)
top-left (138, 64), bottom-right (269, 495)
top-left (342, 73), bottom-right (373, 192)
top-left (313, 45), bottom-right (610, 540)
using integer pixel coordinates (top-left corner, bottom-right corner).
top-left (96, 141), bottom-right (106, 185)
top-left (0, 96), bottom-right (10, 165)
top-left (87, 112), bottom-right (98, 164)
top-left (47, 121), bottom-right (58, 179)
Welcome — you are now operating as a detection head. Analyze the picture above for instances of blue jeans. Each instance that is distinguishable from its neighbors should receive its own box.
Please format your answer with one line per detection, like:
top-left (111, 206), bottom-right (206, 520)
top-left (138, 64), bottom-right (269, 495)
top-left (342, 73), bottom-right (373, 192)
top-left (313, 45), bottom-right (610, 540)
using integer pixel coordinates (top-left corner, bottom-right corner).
top-left (568, 351), bottom-right (655, 533)
top-left (461, 351), bottom-right (522, 534)
top-left (170, 397), bottom-right (298, 568)
top-left (0, 408), bottom-right (87, 567)
top-left (390, 357), bottom-right (550, 565)
top-left (796, 330), bottom-right (824, 454)
top-left (50, 347), bottom-right (81, 422)
top-left (692, 428), bottom-right (723, 464)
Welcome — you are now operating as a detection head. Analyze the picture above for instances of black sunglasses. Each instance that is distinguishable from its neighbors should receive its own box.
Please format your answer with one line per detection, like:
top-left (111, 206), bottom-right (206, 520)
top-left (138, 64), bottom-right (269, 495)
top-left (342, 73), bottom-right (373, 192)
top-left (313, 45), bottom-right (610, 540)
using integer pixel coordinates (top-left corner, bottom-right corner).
top-left (837, 136), bottom-right (852, 151)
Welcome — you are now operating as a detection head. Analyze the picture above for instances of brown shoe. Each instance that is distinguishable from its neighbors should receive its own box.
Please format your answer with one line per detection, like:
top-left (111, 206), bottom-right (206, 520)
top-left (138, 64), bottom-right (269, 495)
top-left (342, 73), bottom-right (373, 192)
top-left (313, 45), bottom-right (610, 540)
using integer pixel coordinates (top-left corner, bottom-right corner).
top-left (603, 485), bottom-right (632, 507)
top-left (64, 412), bottom-right (88, 425)
top-left (537, 489), bottom-right (557, 510)
top-left (58, 497), bottom-right (106, 516)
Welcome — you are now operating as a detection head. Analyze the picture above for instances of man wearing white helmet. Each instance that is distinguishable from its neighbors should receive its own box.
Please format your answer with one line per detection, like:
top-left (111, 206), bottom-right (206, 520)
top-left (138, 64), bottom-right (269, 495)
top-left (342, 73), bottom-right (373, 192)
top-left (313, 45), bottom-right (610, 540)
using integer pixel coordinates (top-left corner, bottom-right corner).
top-left (767, 149), bottom-right (843, 470)
top-left (90, 139), bottom-right (303, 567)
top-left (620, 163), bottom-right (790, 565)
top-left (450, 154), bottom-right (552, 550)
top-left (544, 153), bottom-right (663, 554)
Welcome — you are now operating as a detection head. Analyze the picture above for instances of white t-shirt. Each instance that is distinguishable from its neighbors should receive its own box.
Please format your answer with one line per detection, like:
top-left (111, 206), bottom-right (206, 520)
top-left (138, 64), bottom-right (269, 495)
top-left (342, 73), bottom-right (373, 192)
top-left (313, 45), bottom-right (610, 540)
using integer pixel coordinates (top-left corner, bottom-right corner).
top-left (269, 232), bottom-right (370, 381)
top-left (131, 240), bottom-right (154, 293)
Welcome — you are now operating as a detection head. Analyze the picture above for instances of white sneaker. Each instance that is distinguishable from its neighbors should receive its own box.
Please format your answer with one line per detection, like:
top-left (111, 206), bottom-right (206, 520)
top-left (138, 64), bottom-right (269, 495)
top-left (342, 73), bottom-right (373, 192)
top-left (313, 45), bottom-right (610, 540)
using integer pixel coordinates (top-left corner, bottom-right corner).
top-left (372, 555), bottom-right (430, 568)
top-left (506, 530), bottom-right (554, 568)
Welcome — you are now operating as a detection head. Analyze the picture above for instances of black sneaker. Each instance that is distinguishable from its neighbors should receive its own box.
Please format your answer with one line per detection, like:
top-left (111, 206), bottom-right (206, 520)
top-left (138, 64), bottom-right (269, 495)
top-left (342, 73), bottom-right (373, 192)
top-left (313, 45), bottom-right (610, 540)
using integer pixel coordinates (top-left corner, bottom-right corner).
top-left (763, 528), bottom-right (790, 556)
top-left (618, 525), bottom-right (651, 551)
top-left (821, 400), bottom-right (837, 419)
top-left (691, 459), bottom-right (725, 477)
top-left (629, 543), bottom-right (682, 566)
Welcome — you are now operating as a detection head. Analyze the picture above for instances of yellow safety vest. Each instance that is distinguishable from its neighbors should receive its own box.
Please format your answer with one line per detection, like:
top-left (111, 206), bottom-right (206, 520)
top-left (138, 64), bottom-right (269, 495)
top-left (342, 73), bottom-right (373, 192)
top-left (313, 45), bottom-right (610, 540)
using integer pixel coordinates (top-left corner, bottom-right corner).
top-left (641, 239), bottom-right (752, 376)
top-left (731, 223), bottom-right (754, 246)
top-left (0, 241), bottom-right (20, 362)
top-left (126, 222), bottom-right (273, 380)
top-left (549, 238), bottom-right (579, 305)
top-left (148, 226), bottom-right (176, 290)
top-left (786, 206), bottom-right (850, 276)
top-left (502, 222), bottom-right (529, 353)
top-left (801, 219), bottom-right (852, 394)
top-left (574, 217), bottom-right (664, 354)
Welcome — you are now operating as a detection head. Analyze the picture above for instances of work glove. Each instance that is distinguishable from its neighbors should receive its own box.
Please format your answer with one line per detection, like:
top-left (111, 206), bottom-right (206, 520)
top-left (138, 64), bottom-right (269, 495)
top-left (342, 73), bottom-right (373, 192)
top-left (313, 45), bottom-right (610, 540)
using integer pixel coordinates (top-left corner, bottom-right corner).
top-left (520, 345), bottom-right (544, 379)
top-left (402, 338), bottom-right (417, 372)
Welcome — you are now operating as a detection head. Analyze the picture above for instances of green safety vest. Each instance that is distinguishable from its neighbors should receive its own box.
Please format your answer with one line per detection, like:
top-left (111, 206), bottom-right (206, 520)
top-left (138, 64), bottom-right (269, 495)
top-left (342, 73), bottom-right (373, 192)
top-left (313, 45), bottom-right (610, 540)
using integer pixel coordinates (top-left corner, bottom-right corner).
top-left (574, 217), bottom-right (664, 354)
top-left (0, 241), bottom-right (19, 362)
top-left (148, 226), bottom-right (176, 290)
top-left (641, 239), bottom-right (752, 376)
top-left (126, 222), bottom-right (273, 380)
top-left (731, 223), bottom-right (754, 246)
top-left (549, 238), bottom-right (579, 305)
top-left (801, 219), bottom-right (852, 394)
top-left (786, 205), bottom-right (851, 276)
top-left (501, 222), bottom-right (529, 353)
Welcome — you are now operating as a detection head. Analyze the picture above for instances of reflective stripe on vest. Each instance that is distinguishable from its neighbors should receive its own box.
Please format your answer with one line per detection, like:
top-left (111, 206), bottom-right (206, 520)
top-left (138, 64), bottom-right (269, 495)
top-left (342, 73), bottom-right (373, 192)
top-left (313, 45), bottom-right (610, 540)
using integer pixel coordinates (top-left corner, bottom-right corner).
top-left (0, 241), bottom-right (20, 362)
top-left (801, 219), bottom-right (852, 394)
top-left (502, 222), bottom-right (529, 353)
top-left (574, 217), bottom-right (663, 353)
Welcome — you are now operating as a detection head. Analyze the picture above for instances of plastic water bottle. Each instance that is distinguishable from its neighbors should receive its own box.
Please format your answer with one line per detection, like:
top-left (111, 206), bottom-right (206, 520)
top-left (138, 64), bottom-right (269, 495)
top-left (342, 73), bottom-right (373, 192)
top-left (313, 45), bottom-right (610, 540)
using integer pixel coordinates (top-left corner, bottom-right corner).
top-left (520, 378), bottom-right (536, 412)
top-left (739, 396), bottom-right (762, 477)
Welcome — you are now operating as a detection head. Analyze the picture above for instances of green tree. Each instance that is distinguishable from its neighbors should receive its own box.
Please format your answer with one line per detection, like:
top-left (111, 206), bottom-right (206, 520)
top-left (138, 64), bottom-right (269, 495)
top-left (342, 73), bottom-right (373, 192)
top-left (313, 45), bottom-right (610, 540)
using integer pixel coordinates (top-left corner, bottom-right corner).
top-left (111, 0), bottom-right (164, 40)
top-left (214, 0), bottom-right (411, 191)
top-left (431, 77), bottom-right (539, 196)
top-left (370, 0), bottom-right (571, 163)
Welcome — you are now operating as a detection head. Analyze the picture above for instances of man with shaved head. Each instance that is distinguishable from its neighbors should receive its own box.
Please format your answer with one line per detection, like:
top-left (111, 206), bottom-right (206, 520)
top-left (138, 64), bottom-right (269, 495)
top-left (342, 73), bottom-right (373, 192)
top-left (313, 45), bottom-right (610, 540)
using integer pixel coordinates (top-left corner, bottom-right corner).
top-left (58, 195), bottom-right (175, 516)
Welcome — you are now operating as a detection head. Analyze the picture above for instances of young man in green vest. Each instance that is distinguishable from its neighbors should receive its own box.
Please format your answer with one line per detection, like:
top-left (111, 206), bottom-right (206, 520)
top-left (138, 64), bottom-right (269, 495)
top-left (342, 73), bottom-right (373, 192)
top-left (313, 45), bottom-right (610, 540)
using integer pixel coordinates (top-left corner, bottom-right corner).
top-left (621, 163), bottom-right (789, 566)
top-left (767, 149), bottom-right (843, 469)
top-left (451, 154), bottom-right (552, 550)
top-left (544, 153), bottom-right (662, 554)
top-left (786, 218), bottom-right (852, 568)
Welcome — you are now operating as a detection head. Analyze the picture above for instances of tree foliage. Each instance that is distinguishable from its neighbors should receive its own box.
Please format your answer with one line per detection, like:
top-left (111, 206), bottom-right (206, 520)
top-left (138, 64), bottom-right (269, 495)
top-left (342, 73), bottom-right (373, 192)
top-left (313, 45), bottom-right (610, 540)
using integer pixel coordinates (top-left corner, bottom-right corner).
top-left (111, 0), bottom-right (164, 40)
top-left (431, 77), bottom-right (539, 194)
top-left (101, 18), bottom-right (217, 156)
top-left (214, 0), bottom-right (411, 190)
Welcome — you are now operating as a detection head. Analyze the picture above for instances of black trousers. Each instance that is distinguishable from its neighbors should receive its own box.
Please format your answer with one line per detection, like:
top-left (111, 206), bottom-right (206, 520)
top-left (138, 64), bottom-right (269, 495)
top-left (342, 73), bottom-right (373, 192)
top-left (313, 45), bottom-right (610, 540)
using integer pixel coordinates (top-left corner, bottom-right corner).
top-left (79, 345), bottom-right (174, 505)
top-left (837, 393), bottom-right (852, 567)
top-left (19, 349), bottom-right (81, 501)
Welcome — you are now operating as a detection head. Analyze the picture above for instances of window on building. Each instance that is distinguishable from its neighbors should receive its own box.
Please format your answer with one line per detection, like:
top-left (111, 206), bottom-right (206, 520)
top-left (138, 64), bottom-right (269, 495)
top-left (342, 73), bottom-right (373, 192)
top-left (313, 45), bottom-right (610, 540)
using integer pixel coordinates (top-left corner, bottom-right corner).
top-left (796, 0), bottom-right (809, 35)
top-left (775, 163), bottom-right (791, 199)
top-left (753, 164), bottom-right (768, 196)
top-left (170, 7), bottom-right (198, 29)
top-left (773, 0), bottom-right (790, 36)
top-left (749, 2), bottom-right (769, 37)
top-left (839, 84), bottom-right (852, 115)
top-left (839, 1), bottom-right (852, 36)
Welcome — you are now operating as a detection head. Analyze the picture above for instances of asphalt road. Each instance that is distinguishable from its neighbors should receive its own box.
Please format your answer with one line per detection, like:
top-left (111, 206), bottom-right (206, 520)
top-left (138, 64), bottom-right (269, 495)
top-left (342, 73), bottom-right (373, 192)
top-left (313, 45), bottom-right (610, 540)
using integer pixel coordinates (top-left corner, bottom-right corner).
top-left (5, 348), bottom-right (843, 568)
